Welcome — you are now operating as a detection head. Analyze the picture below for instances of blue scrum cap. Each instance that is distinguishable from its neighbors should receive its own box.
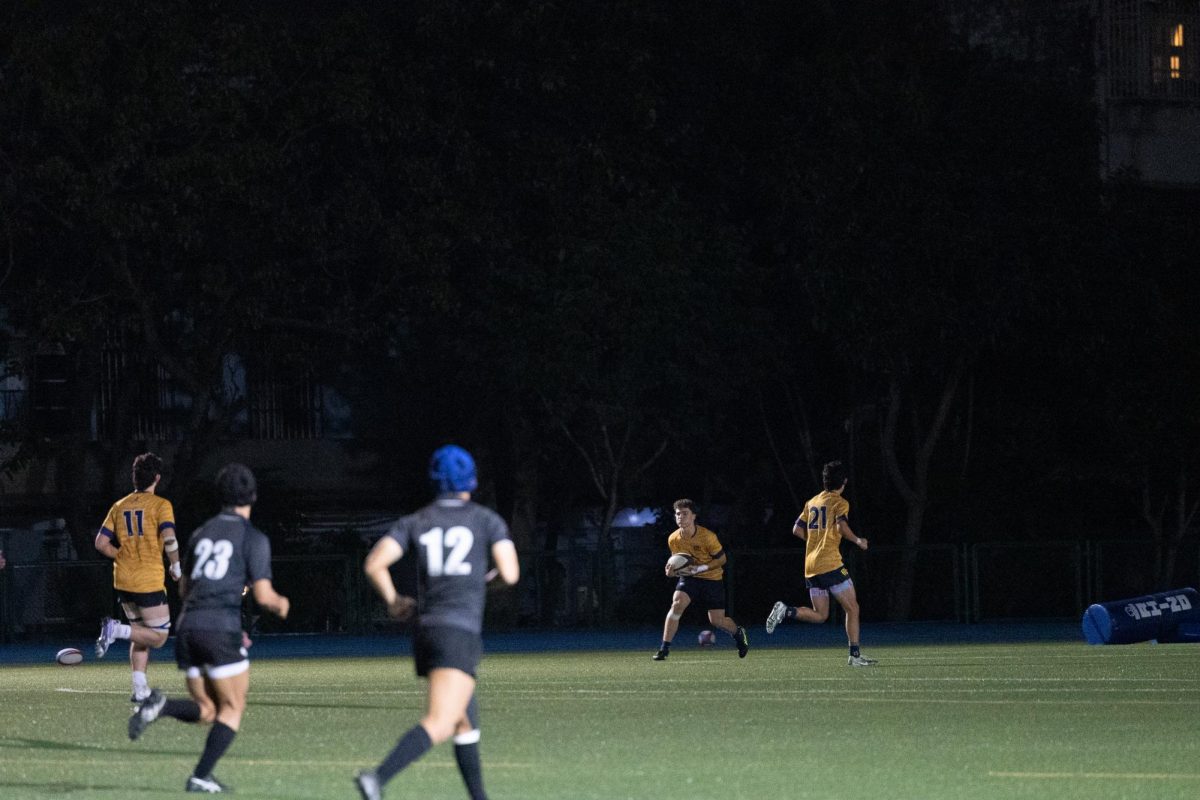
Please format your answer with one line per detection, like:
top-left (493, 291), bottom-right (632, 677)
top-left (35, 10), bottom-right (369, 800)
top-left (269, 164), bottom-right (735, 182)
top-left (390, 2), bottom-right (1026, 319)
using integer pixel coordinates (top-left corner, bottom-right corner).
top-left (429, 445), bottom-right (478, 493)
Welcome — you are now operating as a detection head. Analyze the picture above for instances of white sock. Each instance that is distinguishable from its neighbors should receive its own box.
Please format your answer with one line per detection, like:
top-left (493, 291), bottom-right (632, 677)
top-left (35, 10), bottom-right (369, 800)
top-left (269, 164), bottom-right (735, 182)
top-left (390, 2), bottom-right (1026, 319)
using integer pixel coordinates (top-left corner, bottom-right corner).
top-left (132, 671), bottom-right (148, 692)
top-left (114, 623), bottom-right (132, 639)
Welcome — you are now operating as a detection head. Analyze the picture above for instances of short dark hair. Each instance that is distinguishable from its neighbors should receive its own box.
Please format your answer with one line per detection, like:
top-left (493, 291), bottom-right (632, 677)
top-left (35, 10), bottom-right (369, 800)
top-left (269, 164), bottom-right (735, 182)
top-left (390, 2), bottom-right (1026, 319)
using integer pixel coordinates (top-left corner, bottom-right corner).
top-left (132, 453), bottom-right (163, 491)
top-left (673, 498), bottom-right (697, 513)
top-left (216, 463), bottom-right (258, 507)
top-left (822, 461), bottom-right (847, 490)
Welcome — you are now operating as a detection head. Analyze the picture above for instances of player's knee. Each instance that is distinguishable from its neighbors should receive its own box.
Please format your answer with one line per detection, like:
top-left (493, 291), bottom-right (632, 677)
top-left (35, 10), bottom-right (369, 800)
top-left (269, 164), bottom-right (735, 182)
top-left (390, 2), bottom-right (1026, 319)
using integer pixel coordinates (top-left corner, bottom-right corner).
top-left (421, 715), bottom-right (458, 744)
top-left (197, 702), bottom-right (217, 724)
top-left (812, 608), bottom-right (831, 623)
top-left (138, 617), bottom-right (171, 647)
top-left (222, 695), bottom-right (247, 715)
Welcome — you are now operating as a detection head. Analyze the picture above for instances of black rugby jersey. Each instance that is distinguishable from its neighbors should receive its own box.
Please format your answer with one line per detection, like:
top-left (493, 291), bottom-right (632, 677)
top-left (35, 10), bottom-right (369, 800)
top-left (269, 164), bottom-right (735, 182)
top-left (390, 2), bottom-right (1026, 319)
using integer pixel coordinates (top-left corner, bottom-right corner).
top-left (386, 498), bottom-right (510, 634)
top-left (179, 513), bottom-right (273, 632)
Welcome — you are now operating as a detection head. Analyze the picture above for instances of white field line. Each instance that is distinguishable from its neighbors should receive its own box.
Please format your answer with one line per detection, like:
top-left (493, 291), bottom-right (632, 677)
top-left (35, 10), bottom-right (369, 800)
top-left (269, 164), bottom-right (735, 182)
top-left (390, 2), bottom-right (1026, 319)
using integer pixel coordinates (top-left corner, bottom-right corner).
top-left (0, 755), bottom-right (532, 769)
top-left (56, 677), bottom-right (1200, 699)
top-left (54, 686), bottom-right (427, 695)
top-left (499, 681), bottom-right (1200, 686)
top-left (989, 770), bottom-right (1200, 781)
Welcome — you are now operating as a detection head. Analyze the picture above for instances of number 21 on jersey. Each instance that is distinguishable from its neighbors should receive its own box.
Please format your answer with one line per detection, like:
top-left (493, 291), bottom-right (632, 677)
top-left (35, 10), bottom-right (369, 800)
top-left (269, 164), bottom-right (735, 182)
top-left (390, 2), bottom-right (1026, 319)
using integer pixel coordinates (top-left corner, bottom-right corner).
top-left (419, 526), bottom-right (474, 576)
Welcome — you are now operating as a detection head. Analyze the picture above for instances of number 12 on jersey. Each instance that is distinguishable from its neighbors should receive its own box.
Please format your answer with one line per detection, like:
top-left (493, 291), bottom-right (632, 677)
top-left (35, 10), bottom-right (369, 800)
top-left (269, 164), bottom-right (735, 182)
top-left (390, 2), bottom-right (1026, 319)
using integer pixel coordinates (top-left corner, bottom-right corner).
top-left (419, 526), bottom-right (474, 576)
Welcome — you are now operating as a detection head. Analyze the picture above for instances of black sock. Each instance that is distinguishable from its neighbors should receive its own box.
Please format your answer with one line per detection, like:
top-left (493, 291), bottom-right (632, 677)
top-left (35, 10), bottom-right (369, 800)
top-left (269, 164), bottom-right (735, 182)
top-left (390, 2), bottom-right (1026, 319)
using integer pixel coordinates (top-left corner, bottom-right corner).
top-left (163, 699), bottom-right (202, 723)
top-left (850, 643), bottom-right (861, 658)
top-left (784, 606), bottom-right (797, 620)
top-left (193, 721), bottom-right (236, 779)
top-left (454, 738), bottom-right (487, 800)
top-left (378, 725), bottom-right (433, 784)
top-left (660, 640), bottom-right (671, 651)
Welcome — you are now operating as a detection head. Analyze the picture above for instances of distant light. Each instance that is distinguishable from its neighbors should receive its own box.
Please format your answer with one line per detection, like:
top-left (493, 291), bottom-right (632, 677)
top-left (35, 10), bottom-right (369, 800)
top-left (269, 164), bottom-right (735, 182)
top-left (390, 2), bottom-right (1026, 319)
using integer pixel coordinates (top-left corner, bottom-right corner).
top-left (614, 508), bottom-right (658, 526)
top-left (1172, 24), bottom-right (1184, 49)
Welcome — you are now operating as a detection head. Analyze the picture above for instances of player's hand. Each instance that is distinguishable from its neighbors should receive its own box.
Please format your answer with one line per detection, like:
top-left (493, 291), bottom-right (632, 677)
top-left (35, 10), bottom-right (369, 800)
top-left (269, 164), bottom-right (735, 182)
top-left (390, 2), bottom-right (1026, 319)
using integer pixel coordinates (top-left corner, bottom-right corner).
top-left (275, 595), bottom-right (291, 620)
top-left (242, 631), bottom-right (253, 649)
top-left (169, 562), bottom-right (182, 581)
top-left (386, 594), bottom-right (416, 621)
top-left (855, 537), bottom-right (869, 551)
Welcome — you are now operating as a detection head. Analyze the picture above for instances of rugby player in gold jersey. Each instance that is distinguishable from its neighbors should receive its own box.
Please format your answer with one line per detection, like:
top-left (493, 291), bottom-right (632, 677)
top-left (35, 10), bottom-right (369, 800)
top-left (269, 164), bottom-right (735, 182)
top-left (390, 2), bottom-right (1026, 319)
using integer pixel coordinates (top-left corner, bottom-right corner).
top-left (94, 453), bottom-right (183, 699)
top-left (653, 499), bottom-right (749, 661)
top-left (765, 461), bottom-right (877, 666)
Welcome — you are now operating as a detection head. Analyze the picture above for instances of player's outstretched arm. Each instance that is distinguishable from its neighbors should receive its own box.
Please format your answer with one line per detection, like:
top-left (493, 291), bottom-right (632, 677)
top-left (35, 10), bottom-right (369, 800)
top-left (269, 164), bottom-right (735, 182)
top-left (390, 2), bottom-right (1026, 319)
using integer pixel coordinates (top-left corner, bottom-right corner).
top-left (681, 552), bottom-right (726, 576)
top-left (252, 578), bottom-right (290, 619)
top-left (836, 519), bottom-right (868, 550)
top-left (163, 535), bottom-right (182, 581)
top-left (364, 536), bottom-right (404, 604)
top-left (491, 540), bottom-right (520, 586)
top-left (94, 530), bottom-right (119, 559)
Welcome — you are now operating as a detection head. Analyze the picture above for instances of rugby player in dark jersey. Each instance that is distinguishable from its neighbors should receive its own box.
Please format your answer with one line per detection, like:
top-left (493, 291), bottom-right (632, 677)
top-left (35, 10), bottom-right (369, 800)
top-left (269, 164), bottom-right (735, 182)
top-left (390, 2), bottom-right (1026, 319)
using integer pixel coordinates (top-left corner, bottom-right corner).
top-left (355, 445), bottom-right (519, 800)
top-left (127, 463), bottom-right (290, 794)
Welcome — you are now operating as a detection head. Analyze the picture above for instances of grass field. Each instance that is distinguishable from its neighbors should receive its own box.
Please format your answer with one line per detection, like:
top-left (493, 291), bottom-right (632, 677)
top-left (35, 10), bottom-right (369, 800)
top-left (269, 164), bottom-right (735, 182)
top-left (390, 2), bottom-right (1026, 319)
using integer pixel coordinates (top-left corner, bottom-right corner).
top-left (1, 637), bottom-right (1199, 799)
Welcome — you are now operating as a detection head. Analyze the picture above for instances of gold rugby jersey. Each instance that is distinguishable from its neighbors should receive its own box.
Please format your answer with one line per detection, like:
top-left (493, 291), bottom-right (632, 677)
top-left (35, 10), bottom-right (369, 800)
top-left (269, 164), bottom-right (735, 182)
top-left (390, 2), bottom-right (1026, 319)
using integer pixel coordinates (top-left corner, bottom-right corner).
top-left (667, 525), bottom-right (725, 581)
top-left (800, 491), bottom-right (850, 578)
top-left (99, 492), bottom-right (176, 593)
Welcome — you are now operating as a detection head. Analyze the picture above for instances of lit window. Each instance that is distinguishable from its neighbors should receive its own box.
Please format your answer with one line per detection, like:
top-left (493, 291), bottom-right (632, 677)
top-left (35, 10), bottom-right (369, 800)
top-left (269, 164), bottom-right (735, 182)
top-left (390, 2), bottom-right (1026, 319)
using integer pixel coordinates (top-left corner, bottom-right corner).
top-left (1171, 55), bottom-right (1182, 79)
top-left (1172, 24), bottom-right (1184, 49)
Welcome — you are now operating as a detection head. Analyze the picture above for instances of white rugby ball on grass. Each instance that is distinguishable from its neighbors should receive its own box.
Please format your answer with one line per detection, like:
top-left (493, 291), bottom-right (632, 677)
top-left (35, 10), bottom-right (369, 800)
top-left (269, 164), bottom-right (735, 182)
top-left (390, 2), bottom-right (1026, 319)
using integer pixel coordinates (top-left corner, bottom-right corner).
top-left (55, 647), bottom-right (83, 665)
top-left (666, 553), bottom-right (694, 573)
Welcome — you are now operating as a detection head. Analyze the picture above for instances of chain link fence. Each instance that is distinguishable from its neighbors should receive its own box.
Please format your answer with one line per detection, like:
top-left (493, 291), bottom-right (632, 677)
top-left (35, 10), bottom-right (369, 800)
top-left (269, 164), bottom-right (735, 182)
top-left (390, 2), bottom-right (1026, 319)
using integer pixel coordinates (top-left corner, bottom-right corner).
top-left (1, 540), bottom-right (1196, 642)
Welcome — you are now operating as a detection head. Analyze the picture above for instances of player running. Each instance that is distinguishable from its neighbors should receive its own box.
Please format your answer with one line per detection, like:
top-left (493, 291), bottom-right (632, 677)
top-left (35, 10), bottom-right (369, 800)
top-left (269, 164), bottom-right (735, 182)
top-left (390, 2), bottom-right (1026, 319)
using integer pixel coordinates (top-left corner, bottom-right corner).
top-left (126, 463), bottom-right (290, 793)
top-left (355, 445), bottom-right (519, 800)
top-left (652, 499), bottom-right (749, 661)
top-left (765, 460), bottom-right (877, 666)
top-left (93, 453), bottom-right (182, 702)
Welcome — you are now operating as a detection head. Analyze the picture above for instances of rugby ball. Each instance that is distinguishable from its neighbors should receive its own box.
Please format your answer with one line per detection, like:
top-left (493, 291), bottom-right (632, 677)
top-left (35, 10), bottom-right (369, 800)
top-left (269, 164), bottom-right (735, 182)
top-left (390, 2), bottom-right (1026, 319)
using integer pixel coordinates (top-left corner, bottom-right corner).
top-left (666, 553), bottom-right (693, 573)
top-left (698, 630), bottom-right (716, 647)
top-left (55, 647), bottom-right (83, 666)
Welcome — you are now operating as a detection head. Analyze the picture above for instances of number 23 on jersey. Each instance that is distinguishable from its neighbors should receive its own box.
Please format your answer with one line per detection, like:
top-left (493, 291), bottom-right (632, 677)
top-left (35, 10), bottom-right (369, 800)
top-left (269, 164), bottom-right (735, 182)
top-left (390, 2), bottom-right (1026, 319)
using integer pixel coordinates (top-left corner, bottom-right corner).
top-left (191, 538), bottom-right (233, 580)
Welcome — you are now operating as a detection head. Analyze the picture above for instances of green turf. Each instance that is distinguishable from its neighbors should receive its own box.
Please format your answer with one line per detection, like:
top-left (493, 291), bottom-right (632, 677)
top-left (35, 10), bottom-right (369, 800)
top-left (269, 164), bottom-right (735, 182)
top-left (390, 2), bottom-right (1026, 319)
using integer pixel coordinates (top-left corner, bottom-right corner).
top-left (1, 641), bottom-right (1199, 799)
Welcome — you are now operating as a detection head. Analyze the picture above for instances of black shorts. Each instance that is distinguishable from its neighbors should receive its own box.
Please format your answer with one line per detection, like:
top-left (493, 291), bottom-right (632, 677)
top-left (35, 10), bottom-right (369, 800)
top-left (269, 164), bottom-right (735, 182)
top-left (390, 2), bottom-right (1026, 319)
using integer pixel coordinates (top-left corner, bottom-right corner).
top-left (116, 589), bottom-right (169, 608)
top-left (806, 566), bottom-right (853, 592)
top-left (174, 628), bottom-right (249, 679)
top-left (674, 576), bottom-right (728, 611)
top-left (413, 625), bottom-right (482, 679)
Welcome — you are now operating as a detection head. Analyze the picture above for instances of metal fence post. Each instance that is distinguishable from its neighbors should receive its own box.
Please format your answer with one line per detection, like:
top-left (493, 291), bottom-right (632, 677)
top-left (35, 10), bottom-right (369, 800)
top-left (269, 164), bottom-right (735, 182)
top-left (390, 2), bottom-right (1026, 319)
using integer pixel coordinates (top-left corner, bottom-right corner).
top-left (1080, 542), bottom-right (1089, 618)
top-left (952, 543), bottom-right (963, 623)
top-left (0, 566), bottom-right (8, 644)
top-left (969, 544), bottom-right (980, 623)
